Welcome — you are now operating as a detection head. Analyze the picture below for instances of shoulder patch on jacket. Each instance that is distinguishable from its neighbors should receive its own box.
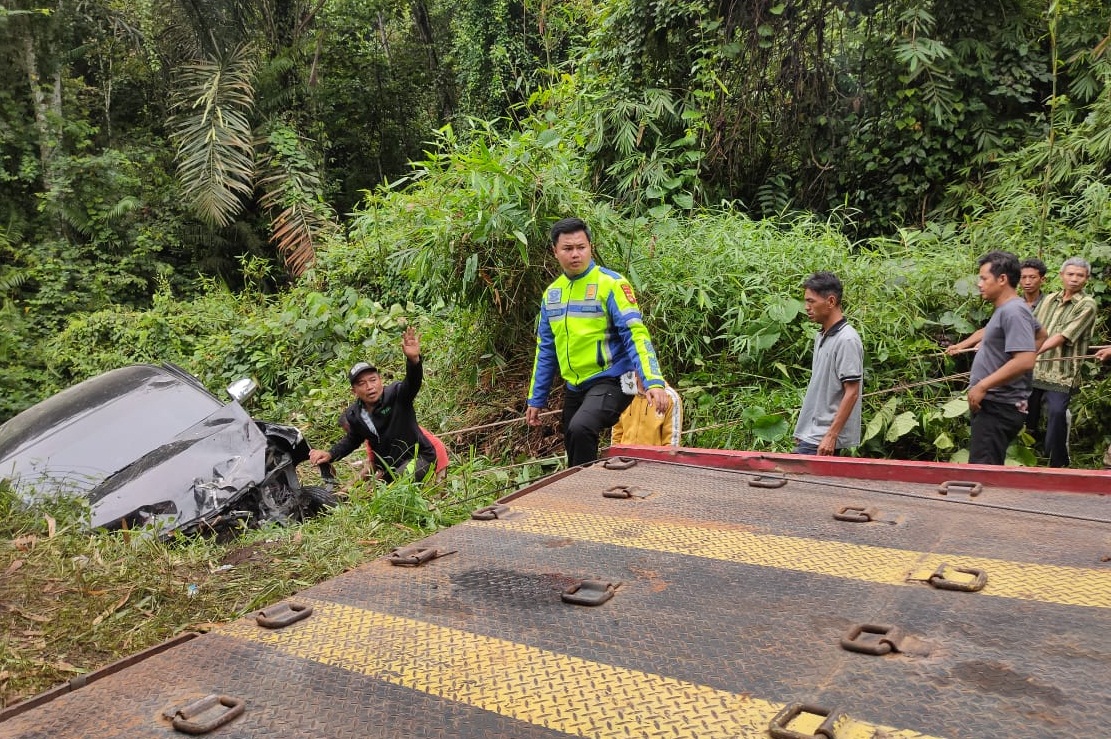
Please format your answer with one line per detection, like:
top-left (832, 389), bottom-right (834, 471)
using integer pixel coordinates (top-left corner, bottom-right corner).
top-left (621, 283), bottom-right (637, 304)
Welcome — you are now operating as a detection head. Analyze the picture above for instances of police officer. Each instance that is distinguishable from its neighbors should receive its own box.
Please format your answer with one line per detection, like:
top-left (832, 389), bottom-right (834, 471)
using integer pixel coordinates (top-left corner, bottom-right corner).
top-left (525, 217), bottom-right (668, 466)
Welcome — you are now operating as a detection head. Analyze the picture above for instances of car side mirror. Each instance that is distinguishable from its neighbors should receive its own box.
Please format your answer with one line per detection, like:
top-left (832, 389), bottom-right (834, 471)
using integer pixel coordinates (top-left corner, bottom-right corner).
top-left (226, 377), bottom-right (258, 404)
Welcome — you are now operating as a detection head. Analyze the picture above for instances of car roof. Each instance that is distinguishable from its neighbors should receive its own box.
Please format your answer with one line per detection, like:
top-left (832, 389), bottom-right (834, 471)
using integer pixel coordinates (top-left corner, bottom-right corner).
top-left (0, 364), bottom-right (225, 490)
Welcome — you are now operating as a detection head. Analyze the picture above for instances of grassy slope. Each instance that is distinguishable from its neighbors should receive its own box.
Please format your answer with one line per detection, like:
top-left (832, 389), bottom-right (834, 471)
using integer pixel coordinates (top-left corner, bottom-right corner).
top-left (0, 410), bottom-right (557, 707)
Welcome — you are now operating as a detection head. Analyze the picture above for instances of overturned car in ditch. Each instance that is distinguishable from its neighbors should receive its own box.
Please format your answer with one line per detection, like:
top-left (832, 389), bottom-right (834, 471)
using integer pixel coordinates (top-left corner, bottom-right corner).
top-left (0, 363), bottom-right (335, 538)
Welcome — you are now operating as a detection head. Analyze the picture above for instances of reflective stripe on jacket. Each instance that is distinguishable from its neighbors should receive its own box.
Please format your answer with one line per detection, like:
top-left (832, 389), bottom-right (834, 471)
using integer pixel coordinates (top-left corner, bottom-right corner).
top-left (527, 261), bottom-right (663, 408)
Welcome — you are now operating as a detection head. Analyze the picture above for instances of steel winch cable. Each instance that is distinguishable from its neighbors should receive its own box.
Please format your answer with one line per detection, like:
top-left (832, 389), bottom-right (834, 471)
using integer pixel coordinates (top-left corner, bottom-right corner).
top-left (863, 372), bottom-right (969, 398)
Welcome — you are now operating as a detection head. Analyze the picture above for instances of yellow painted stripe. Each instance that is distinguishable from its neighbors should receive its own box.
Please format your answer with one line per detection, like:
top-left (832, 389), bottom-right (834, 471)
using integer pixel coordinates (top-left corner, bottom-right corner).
top-left (219, 599), bottom-right (942, 739)
top-left (472, 509), bottom-right (1111, 609)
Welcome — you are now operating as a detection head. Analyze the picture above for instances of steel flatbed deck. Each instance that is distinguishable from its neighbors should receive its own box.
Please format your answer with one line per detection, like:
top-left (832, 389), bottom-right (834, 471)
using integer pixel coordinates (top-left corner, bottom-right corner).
top-left (2, 447), bottom-right (1108, 738)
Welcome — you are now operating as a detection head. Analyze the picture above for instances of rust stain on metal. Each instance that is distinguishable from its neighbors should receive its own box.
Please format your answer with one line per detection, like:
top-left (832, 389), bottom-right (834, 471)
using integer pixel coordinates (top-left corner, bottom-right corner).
top-left (627, 565), bottom-right (669, 593)
top-left (540, 573), bottom-right (581, 591)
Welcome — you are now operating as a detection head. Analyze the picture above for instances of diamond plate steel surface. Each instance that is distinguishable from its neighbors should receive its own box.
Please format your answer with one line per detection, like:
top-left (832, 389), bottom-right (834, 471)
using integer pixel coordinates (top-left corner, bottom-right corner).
top-left (472, 507), bottom-right (1110, 608)
top-left (216, 599), bottom-right (937, 739)
top-left (2, 459), bottom-right (1108, 738)
top-left (0, 634), bottom-right (569, 738)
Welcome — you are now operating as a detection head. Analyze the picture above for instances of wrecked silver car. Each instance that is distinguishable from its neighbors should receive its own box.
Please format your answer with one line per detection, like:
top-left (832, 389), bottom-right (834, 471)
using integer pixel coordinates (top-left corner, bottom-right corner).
top-left (0, 363), bottom-right (334, 538)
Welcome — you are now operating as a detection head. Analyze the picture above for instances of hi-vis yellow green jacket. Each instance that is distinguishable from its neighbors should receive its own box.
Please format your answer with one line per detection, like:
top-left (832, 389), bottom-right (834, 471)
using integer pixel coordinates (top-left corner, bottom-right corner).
top-left (527, 261), bottom-right (663, 408)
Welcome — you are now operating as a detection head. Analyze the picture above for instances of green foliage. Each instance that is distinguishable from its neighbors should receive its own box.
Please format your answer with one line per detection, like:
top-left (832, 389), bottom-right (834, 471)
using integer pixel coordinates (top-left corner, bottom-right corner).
top-left (363, 477), bottom-right (440, 528)
top-left (46, 277), bottom-right (420, 418)
top-left (168, 46), bottom-right (258, 228)
top-left (256, 120), bottom-right (338, 274)
top-left (822, 1), bottom-right (1051, 235)
top-left (946, 49), bottom-right (1111, 253)
top-left (0, 303), bottom-right (47, 420)
top-left (452, 0), bottom-right (591, 122)
top-left (196, 289), bottom-right (422, 398)
top-left (345, 114), bottom-right (600, 347)
top-left (575, 84), bottom-right (705, 214)
top-left (313, 0), bottom-right (454, 213)
top-left (44, 285), bottom-right (236, 383)
top-left (453, 0), bottom-right (526, 120)
top-left (574, 0), bottom-right (1111, 237)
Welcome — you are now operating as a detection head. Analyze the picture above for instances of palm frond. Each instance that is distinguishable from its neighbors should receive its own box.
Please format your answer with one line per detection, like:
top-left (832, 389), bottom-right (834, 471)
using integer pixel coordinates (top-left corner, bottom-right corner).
top-left (256, 123), bottom-right (337, 276)
top-left (0, 212), bottom-right (27, 252)
top-left (169, 44), bottom-right (259, 227)
top-left (0, 269), bottom-right (30, 296)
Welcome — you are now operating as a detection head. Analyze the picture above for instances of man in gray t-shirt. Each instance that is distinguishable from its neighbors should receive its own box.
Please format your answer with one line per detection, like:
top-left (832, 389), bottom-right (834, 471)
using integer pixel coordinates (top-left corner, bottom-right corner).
top-left (967, 251), bottom-right (1041, 465)
top-left (793, 272), bottom-right (863, 455)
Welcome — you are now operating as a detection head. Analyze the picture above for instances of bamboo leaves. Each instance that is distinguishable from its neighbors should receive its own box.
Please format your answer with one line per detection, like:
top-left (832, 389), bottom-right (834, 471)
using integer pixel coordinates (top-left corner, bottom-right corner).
top-left (892, 8), bottom-right (956, 124)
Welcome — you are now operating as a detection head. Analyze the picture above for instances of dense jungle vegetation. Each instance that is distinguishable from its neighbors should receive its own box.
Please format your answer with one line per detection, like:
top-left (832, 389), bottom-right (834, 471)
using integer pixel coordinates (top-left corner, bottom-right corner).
top-left (2, 0), bottom-right (1111, 705)
top-left (3, 0), bottom-right (1110, 462)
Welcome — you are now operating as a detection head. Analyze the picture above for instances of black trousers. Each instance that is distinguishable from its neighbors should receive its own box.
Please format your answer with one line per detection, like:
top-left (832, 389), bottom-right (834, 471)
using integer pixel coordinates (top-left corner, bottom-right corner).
top-left (562, 377), bottom-right (634, 467)
top-left (969, 399), bottom-right (1025, 465)
top-left (1026, 388), bottom-right (1072, 467)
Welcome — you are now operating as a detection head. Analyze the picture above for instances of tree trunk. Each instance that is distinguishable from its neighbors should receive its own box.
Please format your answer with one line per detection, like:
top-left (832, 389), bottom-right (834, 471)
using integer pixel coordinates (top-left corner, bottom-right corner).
top-left (410, 0), bottom-right (454, 118)
top-left (20, 23), bottom-right (60, 191)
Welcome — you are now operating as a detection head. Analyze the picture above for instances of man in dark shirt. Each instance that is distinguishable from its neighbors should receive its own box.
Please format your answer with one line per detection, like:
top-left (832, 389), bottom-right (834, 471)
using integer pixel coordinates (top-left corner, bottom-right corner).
top-left (945, 256), bottom-right (1046, 355)
top-left (308, 327), bottom-right (438, 482)
top-left (966, 251), bottom-right (1041, 465)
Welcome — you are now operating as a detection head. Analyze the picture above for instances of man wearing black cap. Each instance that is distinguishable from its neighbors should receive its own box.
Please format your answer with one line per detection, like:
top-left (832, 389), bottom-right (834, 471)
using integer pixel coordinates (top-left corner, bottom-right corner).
top-left (308, 326), bottom-right (438, 481)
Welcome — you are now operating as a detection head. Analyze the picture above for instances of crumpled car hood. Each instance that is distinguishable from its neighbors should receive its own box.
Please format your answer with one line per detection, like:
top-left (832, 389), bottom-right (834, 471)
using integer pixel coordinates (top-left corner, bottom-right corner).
top-left (86, 403), bottom-right (269, 532)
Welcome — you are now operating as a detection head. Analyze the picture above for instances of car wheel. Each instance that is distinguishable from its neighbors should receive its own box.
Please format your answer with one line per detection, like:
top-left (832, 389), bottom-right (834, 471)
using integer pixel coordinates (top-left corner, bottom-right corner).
top-left (300, 485), bottom-right (338, 515)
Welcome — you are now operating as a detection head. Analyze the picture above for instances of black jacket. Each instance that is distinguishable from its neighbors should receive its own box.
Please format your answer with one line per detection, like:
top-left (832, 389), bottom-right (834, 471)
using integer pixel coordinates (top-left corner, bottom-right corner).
top-left (327, 358), bottom-right (435, 480)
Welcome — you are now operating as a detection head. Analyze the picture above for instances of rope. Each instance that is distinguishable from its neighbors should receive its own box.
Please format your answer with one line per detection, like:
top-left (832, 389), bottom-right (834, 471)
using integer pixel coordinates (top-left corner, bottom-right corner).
top-left (936, 347), bottom-right (1110, 359)
top-left (422, 347), bottom-right (1111, 452)
top-left (863, 372), bottom-right (969, 398)
top-left (928, 347), bottom-right (976, 357)
top-left (468, 455), bottom-right (565, 475)
top-left (681, 369), bottom-right (973, 434)
top-left (1036, 352), bottom-right (1103, 363)
top-left (861, 351), bottom-right (1108, 400)
top-left (437, 409), bottom-right (559, 438)
top-left (682, 417), bottom-right (747, 437)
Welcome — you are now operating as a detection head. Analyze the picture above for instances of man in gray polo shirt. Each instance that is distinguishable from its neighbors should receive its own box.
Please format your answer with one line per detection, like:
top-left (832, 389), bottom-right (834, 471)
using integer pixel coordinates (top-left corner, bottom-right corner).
top-left (793, 272), bottom-right (863, 455)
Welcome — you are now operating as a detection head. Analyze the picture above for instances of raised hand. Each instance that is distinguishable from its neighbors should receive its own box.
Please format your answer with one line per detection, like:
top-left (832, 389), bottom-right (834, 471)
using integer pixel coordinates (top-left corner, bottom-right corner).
top-left (401, 325), bottom-right (421, 362)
